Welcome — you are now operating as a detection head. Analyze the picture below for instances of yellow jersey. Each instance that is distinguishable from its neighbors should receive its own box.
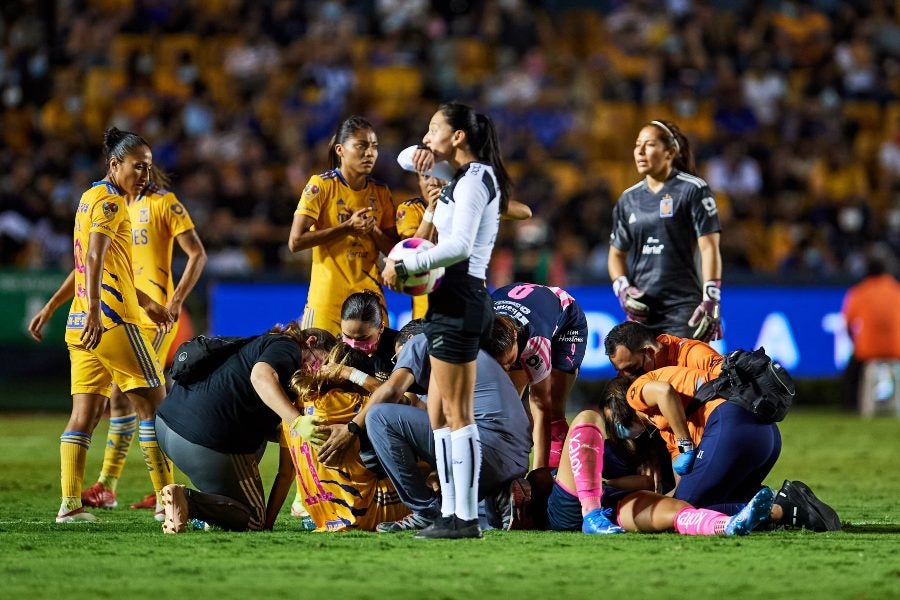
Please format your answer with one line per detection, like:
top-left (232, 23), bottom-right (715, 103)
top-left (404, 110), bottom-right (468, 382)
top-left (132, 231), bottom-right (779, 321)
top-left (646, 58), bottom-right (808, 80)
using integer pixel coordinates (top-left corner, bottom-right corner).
top-left (395, 196), bottom-right (427, 239)
top-left (66, 181), bottom-right (143, 340)
top-left (285, 387), bottom-right (409, 531)
top-left (128, 184), bottom-right (195, 329)
top-left (295, 170), bottom-right (395, 321)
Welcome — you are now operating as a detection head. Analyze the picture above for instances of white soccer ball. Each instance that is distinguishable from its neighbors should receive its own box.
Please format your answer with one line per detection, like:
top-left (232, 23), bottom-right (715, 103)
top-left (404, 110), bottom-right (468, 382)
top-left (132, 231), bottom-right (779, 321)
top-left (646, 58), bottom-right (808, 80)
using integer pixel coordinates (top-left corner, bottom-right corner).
top-left (388, 237), bottom-right (445, 296)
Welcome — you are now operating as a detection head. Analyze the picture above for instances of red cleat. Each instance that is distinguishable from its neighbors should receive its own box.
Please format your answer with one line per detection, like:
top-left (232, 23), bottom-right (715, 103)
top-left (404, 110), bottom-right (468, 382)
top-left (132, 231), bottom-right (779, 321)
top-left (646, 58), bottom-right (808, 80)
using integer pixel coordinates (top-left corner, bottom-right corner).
top-left (130, 492), bottom-right (156, 509)
top-left (81, 482), bottom-right (117, 509)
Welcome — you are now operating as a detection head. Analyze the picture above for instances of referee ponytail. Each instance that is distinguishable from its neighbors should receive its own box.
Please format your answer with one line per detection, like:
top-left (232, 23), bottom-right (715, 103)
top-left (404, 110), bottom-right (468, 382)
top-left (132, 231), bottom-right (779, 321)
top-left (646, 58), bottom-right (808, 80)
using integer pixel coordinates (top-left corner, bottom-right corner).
top-left (648, 119), bottom-right (696, 176)
top-left (439, 102), bottom-right (511, 213)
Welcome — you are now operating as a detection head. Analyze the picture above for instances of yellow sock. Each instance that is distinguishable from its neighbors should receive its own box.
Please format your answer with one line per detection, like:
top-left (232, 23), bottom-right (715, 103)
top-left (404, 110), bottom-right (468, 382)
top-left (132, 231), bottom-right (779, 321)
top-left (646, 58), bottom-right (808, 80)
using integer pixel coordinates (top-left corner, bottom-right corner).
top-left (60, 432), bottom-right (91, 512)
top-left (97, 413), bottom-right (137, 492)
top-left (138, 419), bottom-right (173, 494)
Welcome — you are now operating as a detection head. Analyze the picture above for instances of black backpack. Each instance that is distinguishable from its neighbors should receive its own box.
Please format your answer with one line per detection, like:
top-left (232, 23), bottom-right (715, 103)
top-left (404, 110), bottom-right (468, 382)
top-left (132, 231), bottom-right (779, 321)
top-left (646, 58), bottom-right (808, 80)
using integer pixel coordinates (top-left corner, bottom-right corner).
top-left (168, 335), bottom-right (256, 385)
top-left (694, 346), bottom-right (796, 423)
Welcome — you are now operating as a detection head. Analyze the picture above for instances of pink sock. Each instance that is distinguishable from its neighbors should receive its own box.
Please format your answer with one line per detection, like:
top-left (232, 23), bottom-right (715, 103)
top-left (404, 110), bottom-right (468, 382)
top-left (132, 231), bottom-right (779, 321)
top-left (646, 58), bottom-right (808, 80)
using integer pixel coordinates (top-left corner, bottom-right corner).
top-left (674, 507), bottom-right (729, 536)
top-left (568, 423), bottom-right (604, 516)
top-left (548, 419), bottom-right (569, 469)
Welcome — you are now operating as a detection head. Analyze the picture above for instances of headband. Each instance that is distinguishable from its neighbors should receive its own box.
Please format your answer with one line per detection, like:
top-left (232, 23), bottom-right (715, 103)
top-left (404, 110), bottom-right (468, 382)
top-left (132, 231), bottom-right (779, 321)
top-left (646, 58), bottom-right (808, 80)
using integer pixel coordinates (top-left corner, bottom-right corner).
top-left (650, 120), bottom-right (680, 153)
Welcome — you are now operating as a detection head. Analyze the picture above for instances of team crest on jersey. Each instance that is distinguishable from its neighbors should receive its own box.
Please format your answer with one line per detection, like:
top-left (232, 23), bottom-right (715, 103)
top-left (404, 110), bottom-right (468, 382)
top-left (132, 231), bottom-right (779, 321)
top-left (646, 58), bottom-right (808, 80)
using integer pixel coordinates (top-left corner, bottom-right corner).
top-left (139, 207), bottom-right (150, 223)
top-left (397, 208), bottom-right (406, 220)
top-left (303, 184), bottom-right (320, 199)
top-left (659, 194), bottom-right (674, 218)
top-left (102, 201), bottom-right (119, 219)
top-left (170, 202), bottom-right (185, 215)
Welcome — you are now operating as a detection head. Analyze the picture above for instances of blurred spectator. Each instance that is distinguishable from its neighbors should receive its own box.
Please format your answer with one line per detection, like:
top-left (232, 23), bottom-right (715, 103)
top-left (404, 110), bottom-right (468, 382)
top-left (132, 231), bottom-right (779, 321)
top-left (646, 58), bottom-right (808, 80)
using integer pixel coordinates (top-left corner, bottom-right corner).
top-left (841, 248), bottom-right (900, 413)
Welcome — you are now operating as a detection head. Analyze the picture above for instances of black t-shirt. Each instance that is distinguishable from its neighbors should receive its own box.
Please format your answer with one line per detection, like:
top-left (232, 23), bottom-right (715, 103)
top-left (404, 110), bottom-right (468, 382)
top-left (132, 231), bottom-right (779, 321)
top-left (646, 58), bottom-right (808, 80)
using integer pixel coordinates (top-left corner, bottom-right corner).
top-left (370, 327), bottom-right (399, 382)
top-left (610, 169), bottom-right (720, 334)
top-left (157, 334), bottom-right (302, 454)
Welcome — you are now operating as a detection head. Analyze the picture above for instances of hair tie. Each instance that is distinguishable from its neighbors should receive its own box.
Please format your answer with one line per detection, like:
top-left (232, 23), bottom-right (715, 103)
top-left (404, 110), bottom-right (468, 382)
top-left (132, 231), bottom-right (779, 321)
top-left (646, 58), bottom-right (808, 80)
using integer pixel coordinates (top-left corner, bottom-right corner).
top-left (650, 120), bottom-right (680, 153)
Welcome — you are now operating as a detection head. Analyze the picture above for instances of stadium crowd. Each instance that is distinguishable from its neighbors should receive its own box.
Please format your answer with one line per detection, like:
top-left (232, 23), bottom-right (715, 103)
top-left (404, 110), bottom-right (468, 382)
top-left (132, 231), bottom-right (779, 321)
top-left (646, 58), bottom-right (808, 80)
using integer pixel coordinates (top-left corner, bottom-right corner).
top-left (2, 0), bottom-right (900, 286)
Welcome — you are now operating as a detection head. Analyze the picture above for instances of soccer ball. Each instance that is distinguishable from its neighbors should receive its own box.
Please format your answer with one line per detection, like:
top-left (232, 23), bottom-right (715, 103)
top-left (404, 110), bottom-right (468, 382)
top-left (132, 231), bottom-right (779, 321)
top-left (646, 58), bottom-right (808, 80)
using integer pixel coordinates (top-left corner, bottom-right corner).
top-left (387, 237), bottom-right (445, 296)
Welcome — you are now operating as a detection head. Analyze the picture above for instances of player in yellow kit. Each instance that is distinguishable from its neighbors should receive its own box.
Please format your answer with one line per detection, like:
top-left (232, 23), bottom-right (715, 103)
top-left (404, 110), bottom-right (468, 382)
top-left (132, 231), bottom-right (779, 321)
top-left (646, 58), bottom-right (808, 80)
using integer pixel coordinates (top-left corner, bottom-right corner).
top-left (284, 344), bottom-right (409, 531)
top-left (30, 156), bottom-right (206, 517)
top-left (288, 115), bottom-right (397, 335)
top-left (50, 127), bottom-right (175, 523)
top-left (395, 173), bottom-right (442, 320)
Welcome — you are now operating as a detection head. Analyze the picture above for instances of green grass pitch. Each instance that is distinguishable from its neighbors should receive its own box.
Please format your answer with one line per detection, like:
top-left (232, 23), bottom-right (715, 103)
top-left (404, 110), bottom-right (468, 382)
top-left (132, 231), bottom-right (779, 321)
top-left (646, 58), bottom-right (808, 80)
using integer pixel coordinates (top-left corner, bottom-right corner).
top-left (1, 409), bottom-right (898, 599)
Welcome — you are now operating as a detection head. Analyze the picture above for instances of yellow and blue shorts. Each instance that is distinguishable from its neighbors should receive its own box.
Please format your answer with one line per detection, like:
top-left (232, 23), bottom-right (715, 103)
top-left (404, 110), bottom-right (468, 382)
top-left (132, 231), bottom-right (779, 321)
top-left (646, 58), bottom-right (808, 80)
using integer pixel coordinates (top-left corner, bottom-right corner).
top-left (66, 322), bottom-right (164, 396)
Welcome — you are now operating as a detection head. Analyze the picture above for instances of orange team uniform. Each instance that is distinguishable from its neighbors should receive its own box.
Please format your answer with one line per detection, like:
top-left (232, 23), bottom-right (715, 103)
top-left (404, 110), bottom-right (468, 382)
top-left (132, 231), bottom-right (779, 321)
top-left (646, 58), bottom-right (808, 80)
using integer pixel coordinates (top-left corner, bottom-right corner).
top-left (395, 196), bottom-right (429, 319)
top-left (626, 366), bottom-right (725, 459)
top-left (128, 184), bottom-right (196, 362)
top-left (842, 274), bottom-right (900, 361)
top-left (655, 334), bottom-right (724, 377)
top-left (295, 169), bottom-right (395, 333)
top-left (283, 387), bottom-right (409, 531)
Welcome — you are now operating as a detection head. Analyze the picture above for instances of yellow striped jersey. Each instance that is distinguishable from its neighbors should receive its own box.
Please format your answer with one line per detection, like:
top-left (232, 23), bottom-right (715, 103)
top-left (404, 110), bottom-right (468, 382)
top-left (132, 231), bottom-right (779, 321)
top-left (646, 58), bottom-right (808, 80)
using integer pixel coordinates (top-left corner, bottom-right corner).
top-left (285, 387), bottom-right (409, 531)
top-left (128, 184), bottom-right (195, 328)
top-left (66, 181), bottom-right (142, 338)
top-left (295, 170), bottom-right (395, 312)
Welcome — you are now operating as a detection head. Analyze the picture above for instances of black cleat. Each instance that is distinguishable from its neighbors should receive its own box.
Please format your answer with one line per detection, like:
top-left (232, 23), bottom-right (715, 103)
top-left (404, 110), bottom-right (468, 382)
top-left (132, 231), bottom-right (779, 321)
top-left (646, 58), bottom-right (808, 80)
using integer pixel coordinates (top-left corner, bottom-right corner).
top-left (414, 515), bottom-right (483, 539)
top-left (775, 480), bottom-right (841, 532)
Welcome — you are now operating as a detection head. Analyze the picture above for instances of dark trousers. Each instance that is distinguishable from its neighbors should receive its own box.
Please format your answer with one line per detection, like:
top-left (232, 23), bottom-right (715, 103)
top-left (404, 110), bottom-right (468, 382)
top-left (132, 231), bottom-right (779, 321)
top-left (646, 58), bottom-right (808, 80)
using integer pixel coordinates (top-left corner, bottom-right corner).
top-left (364, 403), bottom-right (528, 516)
top-left (156, 415), bottom-right (266, 531)
top-left (673, 401), bottom-right (782, 507)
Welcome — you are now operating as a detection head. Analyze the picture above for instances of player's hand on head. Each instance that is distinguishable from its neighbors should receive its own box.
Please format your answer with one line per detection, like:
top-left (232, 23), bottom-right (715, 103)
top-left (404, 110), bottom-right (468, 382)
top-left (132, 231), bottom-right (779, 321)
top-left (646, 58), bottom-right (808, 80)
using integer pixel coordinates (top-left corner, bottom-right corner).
top-left (411, 147), bottom-right (434, 175)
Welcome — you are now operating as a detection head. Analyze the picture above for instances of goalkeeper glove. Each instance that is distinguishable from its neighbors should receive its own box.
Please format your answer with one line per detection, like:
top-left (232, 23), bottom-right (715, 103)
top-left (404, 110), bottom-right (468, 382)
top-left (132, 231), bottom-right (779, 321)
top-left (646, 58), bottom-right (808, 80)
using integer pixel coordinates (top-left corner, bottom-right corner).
top-left (688, 279), bottom-right (723, 342)
top-left (289, 414), bottom-right (329, 446)
top-left (612, 275), bottom-right (649, 322)
top-left (673, 438), bottom-right (696, 475)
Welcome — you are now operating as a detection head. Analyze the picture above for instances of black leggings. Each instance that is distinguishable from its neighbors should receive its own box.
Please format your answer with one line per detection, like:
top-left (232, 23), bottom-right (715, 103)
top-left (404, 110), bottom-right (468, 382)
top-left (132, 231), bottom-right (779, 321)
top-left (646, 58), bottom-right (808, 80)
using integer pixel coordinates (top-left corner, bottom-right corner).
top-left (156, 415), bottom-right (266, 531)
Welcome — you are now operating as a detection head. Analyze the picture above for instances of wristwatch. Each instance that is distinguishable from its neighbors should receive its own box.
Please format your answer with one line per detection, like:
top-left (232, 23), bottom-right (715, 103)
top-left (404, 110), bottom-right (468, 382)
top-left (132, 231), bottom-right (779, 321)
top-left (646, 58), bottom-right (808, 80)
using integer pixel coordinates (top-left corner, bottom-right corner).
top-left (394, 259), bottom-right (408, 280)
top-left (347, 420), bottom-right (361, 436)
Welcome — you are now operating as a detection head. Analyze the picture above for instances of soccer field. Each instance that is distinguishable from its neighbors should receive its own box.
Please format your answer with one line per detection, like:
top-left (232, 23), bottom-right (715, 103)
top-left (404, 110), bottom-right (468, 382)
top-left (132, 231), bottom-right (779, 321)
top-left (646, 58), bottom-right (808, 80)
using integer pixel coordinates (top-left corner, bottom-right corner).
top-left (1, 410), bottom-right (898, 600)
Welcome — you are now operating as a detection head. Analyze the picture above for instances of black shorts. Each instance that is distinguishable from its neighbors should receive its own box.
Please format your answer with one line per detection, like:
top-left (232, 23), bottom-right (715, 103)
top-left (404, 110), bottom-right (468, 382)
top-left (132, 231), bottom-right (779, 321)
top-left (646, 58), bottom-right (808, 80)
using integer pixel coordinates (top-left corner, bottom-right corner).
top-left (424, 272), bottom-right (493, 364)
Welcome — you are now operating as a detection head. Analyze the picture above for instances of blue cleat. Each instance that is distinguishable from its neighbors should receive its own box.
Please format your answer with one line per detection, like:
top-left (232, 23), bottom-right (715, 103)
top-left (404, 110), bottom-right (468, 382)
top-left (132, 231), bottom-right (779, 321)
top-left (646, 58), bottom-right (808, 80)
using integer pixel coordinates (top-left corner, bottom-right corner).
top-left (725, 487), bottom-right (775, 536)
top-left (582, 507), bottom-right (626, 534)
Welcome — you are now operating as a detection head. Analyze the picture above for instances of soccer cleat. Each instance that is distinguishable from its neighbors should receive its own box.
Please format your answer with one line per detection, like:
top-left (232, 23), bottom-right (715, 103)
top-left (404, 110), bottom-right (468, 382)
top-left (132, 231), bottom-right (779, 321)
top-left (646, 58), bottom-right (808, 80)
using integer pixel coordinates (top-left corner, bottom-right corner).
top-left (161, 484), bottom-right (189, 534)
top-left (130, 492), bottom-right (157, 510)
top-left (290, 499), bottom-right (316, 531)
top-left (582, 507), bottom-right (626, 534)
top-left (775, 480), bottom-right (841, 532)
top-left (414, 515), bottom-right (483, 539)
top-left (81, 482), bottom-right (117, 509)
top-left (725, 487), bottom-right (775, 536)
top-left (56, 507), bottom-right (99, 523)
top-left (490, 477), bottom-right (533, 531)
top-left (376, 511), bottom-right (435, 533)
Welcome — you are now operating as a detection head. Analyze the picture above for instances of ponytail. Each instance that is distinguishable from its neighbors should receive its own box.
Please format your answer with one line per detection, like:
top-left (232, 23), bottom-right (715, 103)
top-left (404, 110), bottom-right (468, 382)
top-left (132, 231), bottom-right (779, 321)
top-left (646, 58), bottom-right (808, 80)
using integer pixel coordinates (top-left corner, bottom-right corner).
top-left (439, 103), bottom-right (512, 212)
top-left (103, 126), bottom-right (149, 167)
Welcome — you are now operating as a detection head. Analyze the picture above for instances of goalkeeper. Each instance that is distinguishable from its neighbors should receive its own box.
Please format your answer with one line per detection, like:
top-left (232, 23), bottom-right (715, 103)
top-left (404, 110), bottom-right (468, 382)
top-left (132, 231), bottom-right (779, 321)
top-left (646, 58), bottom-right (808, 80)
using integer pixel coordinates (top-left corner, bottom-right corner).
top-left (607, 119), bottom-right (723, 341)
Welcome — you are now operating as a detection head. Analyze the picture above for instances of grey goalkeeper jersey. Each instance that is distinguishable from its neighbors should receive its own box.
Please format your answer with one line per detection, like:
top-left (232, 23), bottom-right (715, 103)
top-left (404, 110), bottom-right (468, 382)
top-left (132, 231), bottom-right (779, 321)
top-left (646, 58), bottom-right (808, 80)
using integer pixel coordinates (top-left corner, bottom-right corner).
top-left (610, 169), bottom-right (721, 334)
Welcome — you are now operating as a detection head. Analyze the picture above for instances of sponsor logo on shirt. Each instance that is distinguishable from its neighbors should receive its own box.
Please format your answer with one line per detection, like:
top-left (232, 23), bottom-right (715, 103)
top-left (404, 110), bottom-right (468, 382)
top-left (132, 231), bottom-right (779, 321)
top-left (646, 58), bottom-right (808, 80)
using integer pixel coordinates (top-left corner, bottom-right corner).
top-left (642, 236), bottom-right (665, 255)
top-left (659, 194), bottom-right (674, 218)
top-left (170, 202), bottom-right (185, 215)
top-left (67, 312), bottom-right (87, 329)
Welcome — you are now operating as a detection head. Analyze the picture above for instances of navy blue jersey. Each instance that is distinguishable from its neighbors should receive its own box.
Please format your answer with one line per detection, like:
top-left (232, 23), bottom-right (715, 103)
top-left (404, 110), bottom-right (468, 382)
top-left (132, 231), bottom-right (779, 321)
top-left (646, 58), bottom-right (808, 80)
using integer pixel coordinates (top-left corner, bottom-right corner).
top-left (492, 283), bottom-right (587, 381)
top-left (610, 169), bottom-right (721, 334)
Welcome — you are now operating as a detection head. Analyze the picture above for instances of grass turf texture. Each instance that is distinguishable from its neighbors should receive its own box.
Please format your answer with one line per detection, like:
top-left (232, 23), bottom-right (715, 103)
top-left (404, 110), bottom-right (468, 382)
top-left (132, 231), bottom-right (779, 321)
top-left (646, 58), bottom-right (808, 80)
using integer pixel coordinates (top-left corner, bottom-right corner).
top-left (1, 410), bottom-right (898, 599)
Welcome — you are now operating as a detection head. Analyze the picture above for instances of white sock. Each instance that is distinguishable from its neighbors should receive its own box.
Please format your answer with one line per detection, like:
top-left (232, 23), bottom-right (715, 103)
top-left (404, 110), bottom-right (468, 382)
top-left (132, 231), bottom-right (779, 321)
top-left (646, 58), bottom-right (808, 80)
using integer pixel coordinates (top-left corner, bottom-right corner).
top-left (451, 424), bottom-right (481, 522)
top-left (433, 427), bottom-right (455, 517)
